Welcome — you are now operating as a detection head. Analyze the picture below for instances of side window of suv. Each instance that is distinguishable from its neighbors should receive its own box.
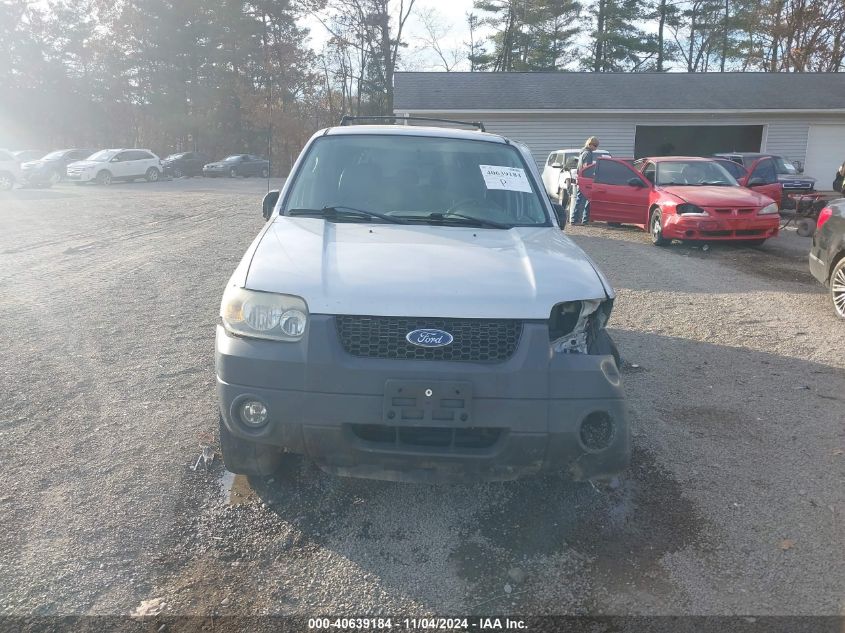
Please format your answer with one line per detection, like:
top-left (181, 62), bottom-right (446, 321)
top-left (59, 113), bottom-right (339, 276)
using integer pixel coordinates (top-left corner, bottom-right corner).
top-left (546, 153), bottom-right (556, 167)
top-left (751, 158), bottom-right (777, 184)
top-left (596, 160), bottom-right (636, 185)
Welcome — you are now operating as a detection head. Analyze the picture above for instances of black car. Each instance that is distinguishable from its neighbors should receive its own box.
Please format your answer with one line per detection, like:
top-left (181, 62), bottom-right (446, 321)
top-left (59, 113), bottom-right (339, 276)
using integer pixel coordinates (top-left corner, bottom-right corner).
top-left (13, 150), bottom-right (46, 163)
top-left (203, 154), bottom-right (269, 178)
top-left (712, 152), bottom-right (816, 195)
top-left (20, 148), bottom-right (93, 187)
top-left (162, 151), bottom-right (206, 178)
top-left (809, 198), bottom-right (845, 319)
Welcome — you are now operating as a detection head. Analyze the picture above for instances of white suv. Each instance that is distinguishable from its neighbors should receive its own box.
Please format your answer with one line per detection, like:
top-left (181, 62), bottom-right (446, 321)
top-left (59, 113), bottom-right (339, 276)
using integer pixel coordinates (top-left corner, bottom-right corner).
top-left (0, 149), bottom-right (22, 191)
top-left (66, 149), bottom-right (162, 185)
top-left (542, 148), bottom-right (611, 202)
top-left (215, 120), bottom-right (629, 484)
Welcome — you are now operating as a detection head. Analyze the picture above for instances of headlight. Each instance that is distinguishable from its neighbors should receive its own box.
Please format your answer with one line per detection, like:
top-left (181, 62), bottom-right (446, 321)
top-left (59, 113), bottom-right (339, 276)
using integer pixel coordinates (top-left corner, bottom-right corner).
top-left (221, 286), bottom-right (308, 341)
top-left (676, 203), bottom-right (707, 215)
top-left (759, 202), bottom-right (779, 215)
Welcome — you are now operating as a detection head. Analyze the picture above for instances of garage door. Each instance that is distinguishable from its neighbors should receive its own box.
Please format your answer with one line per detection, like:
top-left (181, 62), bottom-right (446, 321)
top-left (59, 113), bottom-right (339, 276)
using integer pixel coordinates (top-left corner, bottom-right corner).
top-left (804, 125), bottom-right (845, 188)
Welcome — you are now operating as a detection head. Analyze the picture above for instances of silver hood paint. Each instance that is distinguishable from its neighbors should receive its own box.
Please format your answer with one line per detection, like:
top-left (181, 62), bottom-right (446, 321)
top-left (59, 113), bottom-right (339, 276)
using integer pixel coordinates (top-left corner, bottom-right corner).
top-left (240, 218), bottom-right (611, 319)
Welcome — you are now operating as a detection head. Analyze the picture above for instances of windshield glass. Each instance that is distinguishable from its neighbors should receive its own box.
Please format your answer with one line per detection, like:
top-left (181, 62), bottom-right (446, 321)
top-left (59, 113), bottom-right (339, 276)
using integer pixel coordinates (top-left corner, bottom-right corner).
top-left (773, 157), bottom-right (797, 175)
top-left (43, 150), bottom-right (65, 160)
top-left (166, 153), bottom-right (185, 160)
top-left (283, 134), bottom-right (549, 227)
top-left (656, 160), bottom-right (738, 186)
top-left (224, 155), bottom-right (242, 162)
top-left (87, 150), bottom-right (117, 162)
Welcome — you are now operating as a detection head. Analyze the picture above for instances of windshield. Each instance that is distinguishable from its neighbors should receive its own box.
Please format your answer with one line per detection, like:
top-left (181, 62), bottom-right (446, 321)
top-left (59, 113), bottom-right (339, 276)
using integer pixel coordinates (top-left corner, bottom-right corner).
top-left (87, 150), bottom-right (117, 162)
top-left (283, 134), bottom-right (549, 227)
top-left (773, 157), bottom-right (797, 175)
top-left (224, 155), bottom-right (242, 162)
top-left (43, 150), bottom-right (65, 160)
top-left (166, 153), bottom-right (185, 160)
top-left (656, 160), bottom-right (739, 186)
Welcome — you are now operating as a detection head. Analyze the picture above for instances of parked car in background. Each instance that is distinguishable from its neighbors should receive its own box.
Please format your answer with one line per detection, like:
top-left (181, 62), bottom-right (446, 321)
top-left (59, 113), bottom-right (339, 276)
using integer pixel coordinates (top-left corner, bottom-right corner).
top-left (0, 149), bottom-right (23, 190)
top-left (809, 198), bottom-right (845, 319)
top-left (21, 148), bottom-right (93, 187)
top-left (710, 156), bottom-right (783, 204)
top-left (203, 154), bottom-right (269, 178)
top-left (713, 152), bottom-right (816, 200)
top-left (542, 148), bottom-right (610, 202)
top-left (578, 156), bottom-right (780, 246)
top-left (13, 150), bottom-right (45, 163)
top-left (162, 151), bottom-right (206, 178)
top-left (66, 149), bottom-right (162, 185)
top-left (216, 121), bottom-right (628, 483)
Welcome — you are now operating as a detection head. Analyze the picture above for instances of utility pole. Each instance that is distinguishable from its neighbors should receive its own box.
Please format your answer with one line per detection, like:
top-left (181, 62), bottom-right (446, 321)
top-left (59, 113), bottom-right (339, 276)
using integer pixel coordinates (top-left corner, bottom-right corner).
top-left (720, 0), bottom-right (729, 72)
top-left (657, 0), bottom-right (667, 71)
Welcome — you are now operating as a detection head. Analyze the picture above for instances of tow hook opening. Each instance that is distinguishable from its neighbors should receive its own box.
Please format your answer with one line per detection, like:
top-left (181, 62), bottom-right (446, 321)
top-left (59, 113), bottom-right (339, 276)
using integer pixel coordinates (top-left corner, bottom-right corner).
top-left (579, 411), bottom-right (615, 452)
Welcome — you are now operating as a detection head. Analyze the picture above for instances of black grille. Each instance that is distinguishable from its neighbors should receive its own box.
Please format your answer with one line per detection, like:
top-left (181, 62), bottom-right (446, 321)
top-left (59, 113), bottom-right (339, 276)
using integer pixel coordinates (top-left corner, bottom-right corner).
top-left (350, 424), bottom-right (502, 449)
top-left (335, 316), bottom-right (522, 362)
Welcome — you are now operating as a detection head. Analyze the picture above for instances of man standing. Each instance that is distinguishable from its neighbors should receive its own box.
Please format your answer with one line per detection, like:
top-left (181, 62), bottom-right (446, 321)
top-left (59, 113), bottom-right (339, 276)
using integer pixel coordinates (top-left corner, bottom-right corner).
top-left (570, 136), bottom-right (599, 225)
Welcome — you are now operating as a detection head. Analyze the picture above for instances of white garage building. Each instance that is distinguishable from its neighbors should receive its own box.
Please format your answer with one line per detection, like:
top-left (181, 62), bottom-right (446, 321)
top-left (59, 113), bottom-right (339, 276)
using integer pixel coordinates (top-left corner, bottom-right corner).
top-left (393, 72), bottom-right (845, 187)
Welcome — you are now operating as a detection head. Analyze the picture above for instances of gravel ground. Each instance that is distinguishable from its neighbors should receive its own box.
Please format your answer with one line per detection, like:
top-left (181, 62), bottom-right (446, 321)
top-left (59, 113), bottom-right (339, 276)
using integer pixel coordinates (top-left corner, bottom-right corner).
top-left (0, 179), bottom-right (843, 619)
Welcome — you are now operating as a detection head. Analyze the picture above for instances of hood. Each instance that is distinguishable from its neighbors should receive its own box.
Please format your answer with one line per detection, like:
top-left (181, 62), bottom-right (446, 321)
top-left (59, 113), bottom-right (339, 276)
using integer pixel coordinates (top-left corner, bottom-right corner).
top-left (661, 185), bottom-right (773, 207)
top-left (243, 219), bottom-right (610, 319)
top-left (67, 160), bottom-right (105, 169)
top-left (777, 174), bottom-right (815, 184)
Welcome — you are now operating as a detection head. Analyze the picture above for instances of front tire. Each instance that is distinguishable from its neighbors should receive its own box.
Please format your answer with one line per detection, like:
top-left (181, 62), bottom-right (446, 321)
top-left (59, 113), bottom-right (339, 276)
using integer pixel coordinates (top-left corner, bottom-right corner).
top-left (218, 415), bottom-right (283, 477)
top-left (145, 167), bottom-right (160, 182)
top-left (229, 168), bottom-right (238, 178)
top-left (830, 257), bottom-right (845, 320)
top-left (172, 167), bottom-right (183, 178)
top-left (261, 167), bottom-right (269, 178)
top-left (0, 172), bottom-right (14, 191)
top-left (96, 170), bottom-right (112, 186)
top-left (650, 209), bottom-right (669, 246)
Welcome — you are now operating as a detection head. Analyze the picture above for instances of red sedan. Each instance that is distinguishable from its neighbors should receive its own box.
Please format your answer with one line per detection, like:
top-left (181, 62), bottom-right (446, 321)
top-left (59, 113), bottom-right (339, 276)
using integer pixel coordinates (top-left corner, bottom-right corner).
top-left (578, 157), bottom-right (781, 246)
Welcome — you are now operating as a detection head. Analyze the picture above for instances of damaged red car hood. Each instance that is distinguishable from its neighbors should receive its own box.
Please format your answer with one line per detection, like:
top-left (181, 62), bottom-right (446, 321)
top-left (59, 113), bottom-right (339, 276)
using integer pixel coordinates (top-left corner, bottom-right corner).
top-left (661, 185), bottom-right (774, 207)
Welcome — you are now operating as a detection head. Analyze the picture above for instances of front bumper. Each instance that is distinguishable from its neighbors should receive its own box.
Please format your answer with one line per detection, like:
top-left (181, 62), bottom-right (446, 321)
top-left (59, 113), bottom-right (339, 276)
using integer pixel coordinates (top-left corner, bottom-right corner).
top-left (215, 317), bottom-right (630, 483)
top-left (662, 212), bottom-right (780, 241)
top-left (65, 172), bottom-right (95, 182)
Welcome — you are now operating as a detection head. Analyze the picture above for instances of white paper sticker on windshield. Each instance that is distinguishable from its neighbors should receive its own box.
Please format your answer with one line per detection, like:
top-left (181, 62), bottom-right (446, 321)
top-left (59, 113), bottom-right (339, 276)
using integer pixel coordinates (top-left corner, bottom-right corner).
top-left (479, 165), bottom-right (533, 193)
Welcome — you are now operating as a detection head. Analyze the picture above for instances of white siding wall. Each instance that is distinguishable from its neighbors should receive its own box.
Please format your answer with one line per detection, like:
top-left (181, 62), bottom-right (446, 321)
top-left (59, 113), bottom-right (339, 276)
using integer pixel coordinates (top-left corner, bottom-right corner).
top-left (399, 111), bottom-right (834, 171)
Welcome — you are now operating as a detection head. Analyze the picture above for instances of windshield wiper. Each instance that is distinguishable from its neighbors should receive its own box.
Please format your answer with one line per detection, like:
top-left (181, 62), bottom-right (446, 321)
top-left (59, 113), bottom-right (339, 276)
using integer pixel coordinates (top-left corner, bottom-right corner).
top-left (420, 212), bottom-right (510, 229)
top-left (287, 206), bottom-right (406, 224)
top-left (700, 181), bottom-right (732, 186)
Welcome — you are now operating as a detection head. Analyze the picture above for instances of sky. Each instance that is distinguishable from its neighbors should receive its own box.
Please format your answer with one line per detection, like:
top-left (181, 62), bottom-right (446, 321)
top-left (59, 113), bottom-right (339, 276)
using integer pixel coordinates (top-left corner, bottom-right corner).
top-left (299, 0), bottom-right (484, 72)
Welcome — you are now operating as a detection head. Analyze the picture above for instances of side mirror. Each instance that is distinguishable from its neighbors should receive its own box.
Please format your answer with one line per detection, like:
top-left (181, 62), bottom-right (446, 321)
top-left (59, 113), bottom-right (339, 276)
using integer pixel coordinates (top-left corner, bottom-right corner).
top-left (551, 202), bottom-right (567, 229)
top-left (627, 177), bottom-right (646, 188)
top-left (747, 177), bottom-right (765, 187)
top-left (551, 163), bottom-right (562, 169)
top-left (262, 190), bottom-right (280, 220)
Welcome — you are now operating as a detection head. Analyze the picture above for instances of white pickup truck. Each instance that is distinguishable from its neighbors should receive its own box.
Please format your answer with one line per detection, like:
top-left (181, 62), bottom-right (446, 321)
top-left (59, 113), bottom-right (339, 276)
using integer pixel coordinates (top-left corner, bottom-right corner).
top-left (215, 120), bottom-right (629, 483)
top-left (542, 148), bottom-right (611, 203)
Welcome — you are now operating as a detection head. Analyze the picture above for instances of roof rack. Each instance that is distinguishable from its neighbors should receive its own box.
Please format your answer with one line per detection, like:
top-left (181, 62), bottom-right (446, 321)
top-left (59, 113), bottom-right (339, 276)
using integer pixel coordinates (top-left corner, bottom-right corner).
top-left (338, 115), bottom-right (486, 133)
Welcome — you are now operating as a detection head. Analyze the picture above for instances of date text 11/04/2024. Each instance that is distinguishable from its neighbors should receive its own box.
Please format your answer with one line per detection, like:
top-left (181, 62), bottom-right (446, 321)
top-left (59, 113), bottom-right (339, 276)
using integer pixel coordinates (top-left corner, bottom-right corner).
top-left (307, 618), bottom-right (528, 630)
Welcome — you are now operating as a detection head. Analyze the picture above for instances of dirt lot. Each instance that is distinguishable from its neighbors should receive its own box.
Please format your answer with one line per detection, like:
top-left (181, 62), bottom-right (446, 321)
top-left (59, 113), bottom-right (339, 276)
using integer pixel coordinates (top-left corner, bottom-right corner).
top-left (0, 178), bottom-right (843, 619)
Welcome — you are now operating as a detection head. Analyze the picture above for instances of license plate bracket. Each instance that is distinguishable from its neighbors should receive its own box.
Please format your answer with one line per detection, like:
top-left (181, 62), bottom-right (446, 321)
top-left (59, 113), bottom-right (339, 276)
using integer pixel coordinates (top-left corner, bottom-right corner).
top-left (383, 380), bottom-right (473, 426)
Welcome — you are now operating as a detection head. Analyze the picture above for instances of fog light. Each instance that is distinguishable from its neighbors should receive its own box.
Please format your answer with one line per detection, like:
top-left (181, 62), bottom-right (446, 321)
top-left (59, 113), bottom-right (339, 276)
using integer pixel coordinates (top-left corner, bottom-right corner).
top-left (580, 411), bottom-right (614, 451)
top-left (239, 400), bottom-right (268, 427)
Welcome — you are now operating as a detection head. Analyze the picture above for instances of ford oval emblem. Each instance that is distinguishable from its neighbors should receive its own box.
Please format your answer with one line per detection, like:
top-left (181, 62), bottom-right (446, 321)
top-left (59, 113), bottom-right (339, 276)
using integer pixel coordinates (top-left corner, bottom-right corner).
top-left (406, 328), bottom-right (454, 348)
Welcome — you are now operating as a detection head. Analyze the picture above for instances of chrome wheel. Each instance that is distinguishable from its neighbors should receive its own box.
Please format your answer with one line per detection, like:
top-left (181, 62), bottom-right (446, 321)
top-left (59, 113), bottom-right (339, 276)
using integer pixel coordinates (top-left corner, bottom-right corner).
top-left (146, 168), bottom-right (160, 182)
top-left (650, 210), bottom-right (668, 246)
top-left (48, 170), bottom-right (60, 185)
top-left (832, 261), bottom-right (845, 319)
top-left (0, 174), bottom-right (13, 191)
top-left (96, 170), bottom-right (112, 185)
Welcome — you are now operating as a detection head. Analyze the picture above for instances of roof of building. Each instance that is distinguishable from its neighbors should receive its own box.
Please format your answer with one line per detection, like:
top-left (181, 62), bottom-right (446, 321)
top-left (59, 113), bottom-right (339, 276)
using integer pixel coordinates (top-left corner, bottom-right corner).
top-left (394, 72), bottom-right (845, 112)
